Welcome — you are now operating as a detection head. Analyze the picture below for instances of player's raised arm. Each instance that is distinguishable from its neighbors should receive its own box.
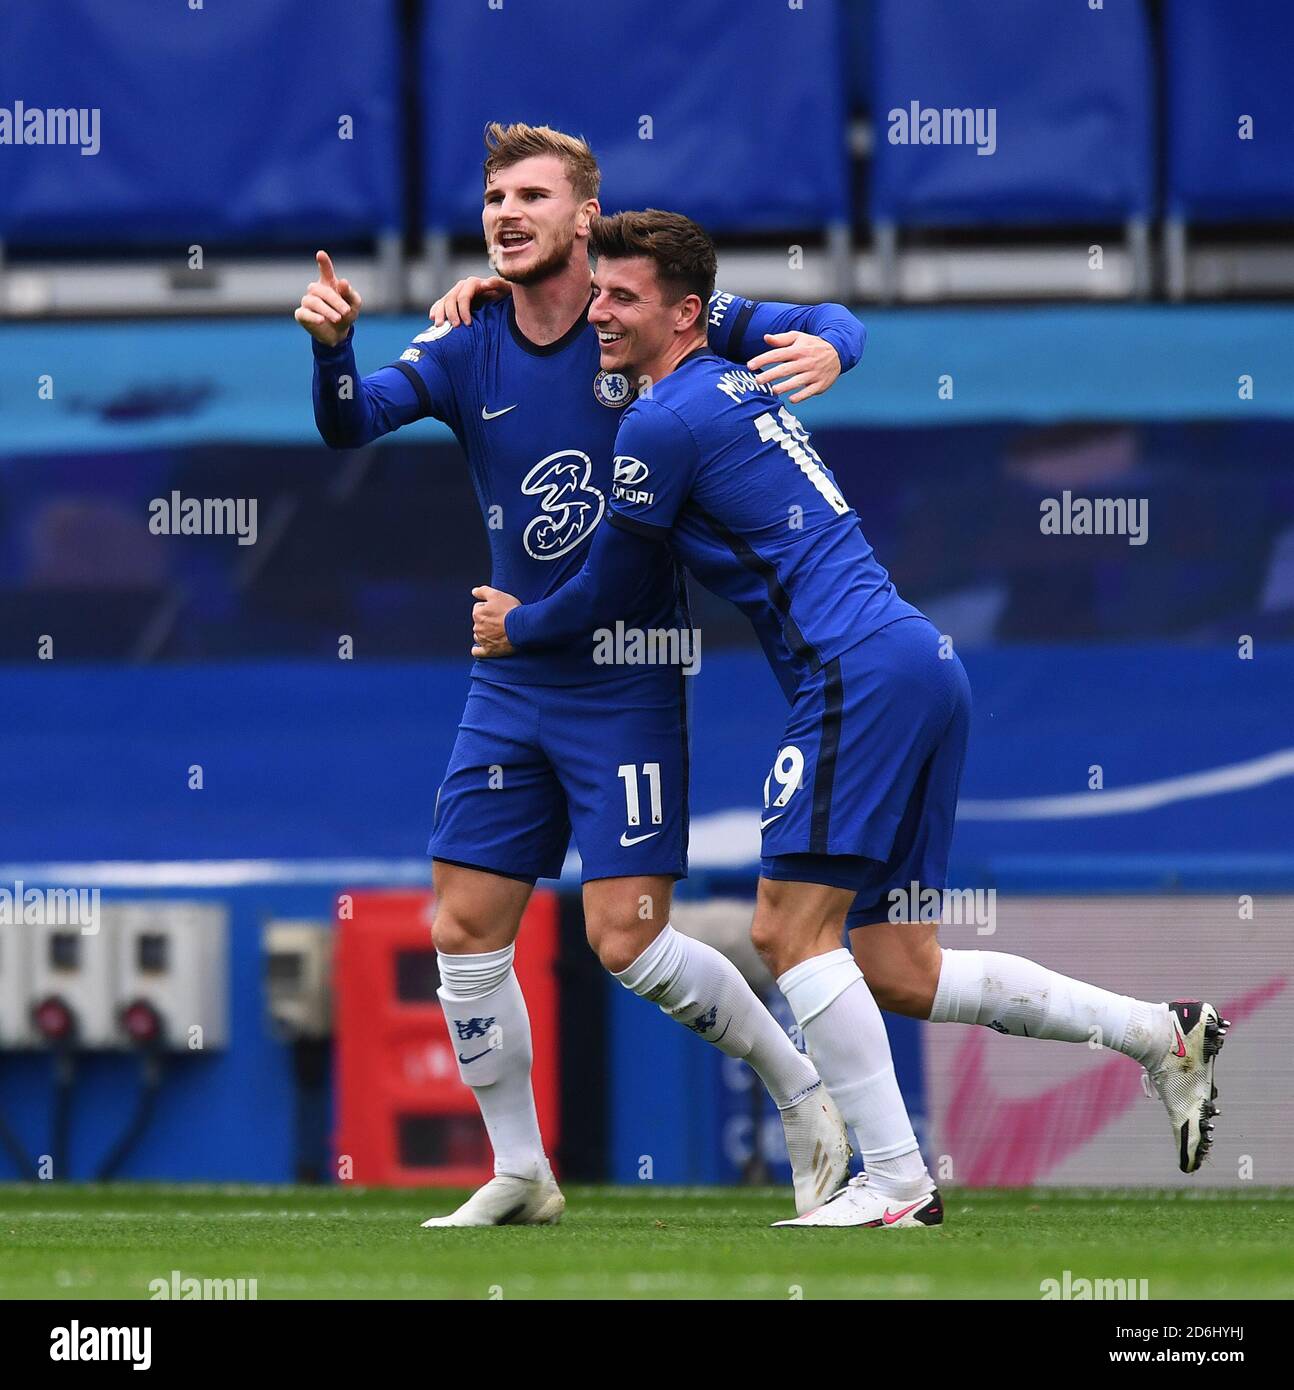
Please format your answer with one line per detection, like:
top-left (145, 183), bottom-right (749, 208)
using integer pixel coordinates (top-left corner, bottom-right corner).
top-left (301, 251), bottom-right (461, 450)
top-left (706, 292), bottom-right (866, 404)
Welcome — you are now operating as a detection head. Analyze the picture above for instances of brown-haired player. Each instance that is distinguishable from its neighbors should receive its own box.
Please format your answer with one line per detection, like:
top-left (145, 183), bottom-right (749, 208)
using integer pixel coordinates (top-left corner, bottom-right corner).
top-left (471, 210), bottom-right (1228, 1226)
top-left (297, 127), bottom-right (880, 1226)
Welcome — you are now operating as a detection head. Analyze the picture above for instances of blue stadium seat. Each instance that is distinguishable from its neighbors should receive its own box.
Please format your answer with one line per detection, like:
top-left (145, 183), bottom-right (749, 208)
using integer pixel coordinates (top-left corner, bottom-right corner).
top-left (868, 0), bottom-right (1154, 294)
top-left (1163, 1), bottom-right (1294, 297)
top-left (1165, 0), bottom-right (1294, 224)
top-left (420, 0), bottom-right (849, 235)
top-left (0, 0), bottom-right (401, 246)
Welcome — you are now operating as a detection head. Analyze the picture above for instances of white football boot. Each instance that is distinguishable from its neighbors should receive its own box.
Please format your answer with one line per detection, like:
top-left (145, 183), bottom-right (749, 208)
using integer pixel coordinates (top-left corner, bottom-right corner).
top-left (780, 1082), bottom-right (852, 1215)
top-left (420, 1174), bottom-right (565, 1228)
top-left (772, 1173), bottom-right (943, 1229)
top-left (1147, 1000), bottom-right (1229, 1173)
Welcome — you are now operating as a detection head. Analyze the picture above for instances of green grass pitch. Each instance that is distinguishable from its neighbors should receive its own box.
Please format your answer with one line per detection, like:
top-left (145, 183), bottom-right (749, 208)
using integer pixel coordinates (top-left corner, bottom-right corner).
top-left (2, 1185), bottom-right (1291, 1300)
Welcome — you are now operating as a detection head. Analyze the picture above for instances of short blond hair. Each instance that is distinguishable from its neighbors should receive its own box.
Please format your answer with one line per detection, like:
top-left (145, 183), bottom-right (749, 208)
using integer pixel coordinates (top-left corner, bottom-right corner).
top-left (482, 122), bottom-right (601, 203)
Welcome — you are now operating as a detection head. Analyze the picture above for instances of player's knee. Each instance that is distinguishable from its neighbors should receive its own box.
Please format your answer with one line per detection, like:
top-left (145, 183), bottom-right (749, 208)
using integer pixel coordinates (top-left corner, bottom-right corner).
top-left (430, 913), bottom-right (471, 955)
top-left (431, 905), bottom-right (497, 955)
top-left (750, 884), bottom-right (840, 977)
top-left (585, 913), bottom-right (653, 975)
top-left (749, 911), bottom-right (788, 975)
top-left (862, 962), bottom-right (935, 1018)
top-left (589, 930), bottom-right (643, 976)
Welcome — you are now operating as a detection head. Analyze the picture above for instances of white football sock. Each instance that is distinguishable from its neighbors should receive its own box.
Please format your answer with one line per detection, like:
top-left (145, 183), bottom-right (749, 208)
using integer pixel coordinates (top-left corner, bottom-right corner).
top-left (779, 949), bottom-right (930, 1199)
top-left (930, 949), bottom-right (1171, 1067)
top-left (437, 944), bottom-right (551, 1182)
top-left (615, 924), bottom-right (820, 1108)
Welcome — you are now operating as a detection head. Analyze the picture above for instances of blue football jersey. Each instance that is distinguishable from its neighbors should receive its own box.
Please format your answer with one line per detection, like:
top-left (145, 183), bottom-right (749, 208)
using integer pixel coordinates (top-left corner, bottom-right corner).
top-left (604, 349), bottom-right (923, 697)
top-left (312, 293), bottom-right (865, 683)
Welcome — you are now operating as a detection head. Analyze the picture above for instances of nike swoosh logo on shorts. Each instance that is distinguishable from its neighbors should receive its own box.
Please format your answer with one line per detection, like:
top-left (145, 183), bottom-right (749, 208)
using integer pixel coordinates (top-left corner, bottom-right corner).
top-left (759, 813), bottom-right (784, 830)
top-left (620, 830), bottom-right (660, 847)
top-left (458, 1048), bottom-right (493, 1064)
top-left (481, 404), bottom-right (517, 420)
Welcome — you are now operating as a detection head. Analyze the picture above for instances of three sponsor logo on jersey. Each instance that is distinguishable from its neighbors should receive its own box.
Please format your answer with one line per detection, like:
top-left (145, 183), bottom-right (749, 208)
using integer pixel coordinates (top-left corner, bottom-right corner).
top-left (520, 450), bottom-right (605, 560)
top-left (478, 370), bottom-right (634, 557)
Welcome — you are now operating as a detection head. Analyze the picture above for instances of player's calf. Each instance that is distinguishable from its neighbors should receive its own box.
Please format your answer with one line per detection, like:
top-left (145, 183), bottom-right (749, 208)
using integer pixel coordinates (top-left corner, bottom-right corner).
top-left (758, 876), bottom-right (934, 1205)
top-left (913, 943), bottom-right (1230, 1174)
top-left (612, 918), bottom-right (848, 1211)
top-left (421, 863), bottom-right (556, 1226)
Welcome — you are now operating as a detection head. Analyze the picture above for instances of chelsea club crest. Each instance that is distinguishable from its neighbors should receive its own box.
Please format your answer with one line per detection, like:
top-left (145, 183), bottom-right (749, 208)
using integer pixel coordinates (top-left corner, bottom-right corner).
top-left (594, 370), bottom-right (633, 408)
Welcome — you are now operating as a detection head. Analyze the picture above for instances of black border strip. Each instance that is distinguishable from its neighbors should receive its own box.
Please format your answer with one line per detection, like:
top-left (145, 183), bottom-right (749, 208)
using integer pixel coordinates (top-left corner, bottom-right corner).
top-left (430, 855), bottom-right (538, 887)
top-left (810, 657), bottom-right (844, 853)
top-left (391, 359), bottom-right (434, 417)
top-left (692, 503), bottom-right (820, 671)
top-left (607, 509), bottom-right (669, 540)
top-left (508, 292), bottom-right (595, 356)
top-left (726, 298), bottom-right (758, 357)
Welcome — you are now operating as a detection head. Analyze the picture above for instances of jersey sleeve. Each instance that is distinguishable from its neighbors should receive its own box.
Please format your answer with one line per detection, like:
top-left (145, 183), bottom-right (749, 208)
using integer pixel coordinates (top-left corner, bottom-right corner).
top-left (705, 291), bottom-right (866, 376)
top-left (606, 400), bottom-right (699, 538)
top-left (311, 320), bottom-right (465, 448)
top-left (503, 517), bottom-right (667, 651)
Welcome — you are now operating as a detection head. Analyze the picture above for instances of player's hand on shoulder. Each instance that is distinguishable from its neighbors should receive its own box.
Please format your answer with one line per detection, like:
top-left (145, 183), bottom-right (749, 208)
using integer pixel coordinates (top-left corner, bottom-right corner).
top-left (471, 585), bottom-right (520, 658)
top-left (430, 275), bottom-right (511, 329)
top-left (747, 330), bottom-right (841, 405)
top-left (295, 250), bottom-right (362, 347)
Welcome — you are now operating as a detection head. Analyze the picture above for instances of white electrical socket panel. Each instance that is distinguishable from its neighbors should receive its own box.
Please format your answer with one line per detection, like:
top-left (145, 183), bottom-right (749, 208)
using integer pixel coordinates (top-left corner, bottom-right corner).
top-left (110, 901), bottom-right (229, 1051)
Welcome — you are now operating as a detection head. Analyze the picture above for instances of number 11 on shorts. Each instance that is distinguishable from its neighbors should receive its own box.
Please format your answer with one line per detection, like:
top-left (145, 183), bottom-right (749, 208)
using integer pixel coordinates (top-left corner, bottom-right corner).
top-left (618, 762), bottom-right (663, 827)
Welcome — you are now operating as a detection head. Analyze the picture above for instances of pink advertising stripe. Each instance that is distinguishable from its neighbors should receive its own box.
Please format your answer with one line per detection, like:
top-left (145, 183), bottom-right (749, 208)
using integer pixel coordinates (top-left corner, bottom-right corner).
top-left (944, 977), bottom-right (1287, 1187)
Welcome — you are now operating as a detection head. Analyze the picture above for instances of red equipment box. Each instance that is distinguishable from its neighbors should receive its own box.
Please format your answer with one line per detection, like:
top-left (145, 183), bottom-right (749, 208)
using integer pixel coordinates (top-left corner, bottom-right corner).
top-left (335, 888), bottom-right (560, 1186)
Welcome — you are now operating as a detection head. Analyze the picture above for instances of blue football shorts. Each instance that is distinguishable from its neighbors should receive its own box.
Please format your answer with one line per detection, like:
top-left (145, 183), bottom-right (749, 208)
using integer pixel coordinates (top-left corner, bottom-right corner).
top-left (757, 615), bottom-right (970, 929)
top-left (429, 665), bottom-right (689, 884)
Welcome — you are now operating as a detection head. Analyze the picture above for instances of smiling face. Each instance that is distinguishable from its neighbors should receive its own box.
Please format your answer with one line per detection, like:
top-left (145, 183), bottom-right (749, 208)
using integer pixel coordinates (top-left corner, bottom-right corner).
top-left (482, 155), bottom-right (598, 286)
top-left (588, 256), bottom-right (703, 379)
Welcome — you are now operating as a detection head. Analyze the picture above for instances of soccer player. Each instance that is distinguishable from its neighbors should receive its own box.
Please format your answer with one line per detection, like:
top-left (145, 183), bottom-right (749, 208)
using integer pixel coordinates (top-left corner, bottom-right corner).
top-left (470, 210), bottom-right (1229, 1227)
top-left (296, 124), bottom-right (864, 1226)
